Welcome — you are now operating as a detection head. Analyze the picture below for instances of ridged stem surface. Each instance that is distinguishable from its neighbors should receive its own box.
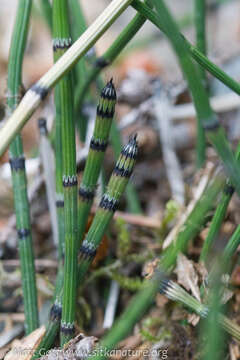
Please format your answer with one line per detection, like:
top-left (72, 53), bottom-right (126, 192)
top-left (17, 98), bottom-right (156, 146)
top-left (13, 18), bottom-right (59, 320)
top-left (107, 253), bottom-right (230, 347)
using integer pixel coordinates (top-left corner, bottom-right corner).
top-left (7, 0), bottom-right (38, 334)
top-left (52, 0), bottom-right (78, 346)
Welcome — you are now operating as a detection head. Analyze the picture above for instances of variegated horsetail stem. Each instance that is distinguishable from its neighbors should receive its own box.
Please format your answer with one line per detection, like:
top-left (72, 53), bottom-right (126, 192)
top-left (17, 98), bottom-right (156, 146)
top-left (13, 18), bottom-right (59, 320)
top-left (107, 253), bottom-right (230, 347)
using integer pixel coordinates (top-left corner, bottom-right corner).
top-left (158, 276), bottom-right (240, 342)
top-left (52, 0), bottom-right (72, 300)
top-left (78, 80), bottom-right (116, 244)
top-left (78, 135), bottom-right (138, 283)
top-left (0, 0), bottom-right (134, 157)
top-left (200, 142), bottom-right (240, 263)
top-left (131, 0), bottom-right (240, 96)
top-left (7, 0), bottom-right (39, 334)
top-left (75, 0), bottom-right (153, 115)
top-left (51, 0), bottom-right (78, 347)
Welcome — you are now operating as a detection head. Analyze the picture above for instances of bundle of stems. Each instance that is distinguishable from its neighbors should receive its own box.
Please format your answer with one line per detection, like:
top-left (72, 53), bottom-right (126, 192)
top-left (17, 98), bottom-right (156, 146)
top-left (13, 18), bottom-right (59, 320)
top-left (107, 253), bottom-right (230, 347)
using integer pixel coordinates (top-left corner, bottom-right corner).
top-left (52, 0), bottom-right (78, 347)
top-left (7, 0), bottom-right (38, 334)
top-left (33, 136), bottom-right (138, 356)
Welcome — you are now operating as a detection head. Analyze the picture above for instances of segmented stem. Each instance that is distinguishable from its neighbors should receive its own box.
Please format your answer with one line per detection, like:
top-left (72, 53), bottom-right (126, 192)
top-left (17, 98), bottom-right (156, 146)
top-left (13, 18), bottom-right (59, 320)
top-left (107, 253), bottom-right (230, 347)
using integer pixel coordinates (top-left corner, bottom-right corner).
top-left (78, 136), bottom-right (138, 283)
top-left (7, 0), bottom-right (38, 334)
top-left (52, 0), bottom-right (78, 347)
top-left (78, 80), bottom-right (116, 244)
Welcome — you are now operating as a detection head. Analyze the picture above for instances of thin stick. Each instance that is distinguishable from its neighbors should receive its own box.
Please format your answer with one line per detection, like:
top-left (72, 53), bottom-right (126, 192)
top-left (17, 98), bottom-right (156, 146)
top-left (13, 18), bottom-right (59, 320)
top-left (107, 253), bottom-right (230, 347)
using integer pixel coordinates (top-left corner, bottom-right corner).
top-left (0, 0), bottom-right (134, 156)
top-left (154, 90), bottom-right (185, 205)
top-left (7, 0), bottom-right (39, 334)
top-left (38, 118), bottom-right (58, 248)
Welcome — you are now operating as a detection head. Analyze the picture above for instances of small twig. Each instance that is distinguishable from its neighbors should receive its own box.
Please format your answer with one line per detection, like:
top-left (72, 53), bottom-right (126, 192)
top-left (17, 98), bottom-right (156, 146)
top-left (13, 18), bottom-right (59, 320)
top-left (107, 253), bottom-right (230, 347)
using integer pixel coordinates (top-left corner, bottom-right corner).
top-left (119, 92), bottom-right (240, 130)
top-left (154, 89), bottom-right (185, 205)
top-left (103, 280), bottom-right (120, 329)
top-left (2, 259), bottom-right (58, 269)
top-left (90, 207), bottom-right (161, 228)
top-left (38, 118), bottom-right (58, 247)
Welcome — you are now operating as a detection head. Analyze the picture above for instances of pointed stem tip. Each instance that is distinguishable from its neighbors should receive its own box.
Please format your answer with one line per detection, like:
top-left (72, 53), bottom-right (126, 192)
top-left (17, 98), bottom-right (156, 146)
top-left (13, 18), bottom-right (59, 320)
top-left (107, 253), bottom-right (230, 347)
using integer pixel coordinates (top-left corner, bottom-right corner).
top-left (101, 78), bottom-right (117, 100)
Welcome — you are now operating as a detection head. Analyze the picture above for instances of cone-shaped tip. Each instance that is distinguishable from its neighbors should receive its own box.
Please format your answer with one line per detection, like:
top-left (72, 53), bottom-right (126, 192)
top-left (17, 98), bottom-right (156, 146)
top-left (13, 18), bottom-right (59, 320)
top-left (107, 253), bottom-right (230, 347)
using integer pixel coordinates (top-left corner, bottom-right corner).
top-left (101, 79), bottom-right (117, 100)
top-left (121, 134), bottom-right (138, 159)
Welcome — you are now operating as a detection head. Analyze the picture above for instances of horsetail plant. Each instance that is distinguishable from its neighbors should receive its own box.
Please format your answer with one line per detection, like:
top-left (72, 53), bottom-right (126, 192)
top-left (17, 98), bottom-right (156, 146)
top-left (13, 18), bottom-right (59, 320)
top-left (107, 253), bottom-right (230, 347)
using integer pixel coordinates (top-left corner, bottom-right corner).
top-left (52, 0), bottom-right (78, 347)
top-left (194, 0), bottom-right (207, 84)
top-left (78, 80), bottom-right (116, 244)
top-left (7, 0), bottom-right (39, 334)
top-left (0, 0), bottom-right (135, 156)
top-left (78, 135), bottom-right (138, 283)
top-left (33, 136), bottom-right (138, 356)
top-left (131, 0), bottom-right (240, 96)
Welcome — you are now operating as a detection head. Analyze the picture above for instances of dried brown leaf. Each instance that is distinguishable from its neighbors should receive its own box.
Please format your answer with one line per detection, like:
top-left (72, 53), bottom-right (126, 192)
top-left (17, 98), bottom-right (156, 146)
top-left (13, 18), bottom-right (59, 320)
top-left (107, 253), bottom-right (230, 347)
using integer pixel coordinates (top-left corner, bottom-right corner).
top-left (4, 326), bottom-right (46, 360)
top-left (174, 253), bottom-right (200, 301)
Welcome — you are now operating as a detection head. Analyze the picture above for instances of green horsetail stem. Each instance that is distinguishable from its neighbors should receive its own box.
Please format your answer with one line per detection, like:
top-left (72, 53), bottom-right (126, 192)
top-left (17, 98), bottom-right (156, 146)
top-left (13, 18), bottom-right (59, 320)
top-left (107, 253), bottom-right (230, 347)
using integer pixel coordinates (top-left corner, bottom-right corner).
top-left (78, 80), bottom-right (116, 244)
top-left (52, 0), bottom-right (78, 347)
top-left (132, 0), bottom-right (240, 96)
top-left (200, 183), bottom-right (234, 263)
top-left (75, 0), bottom-right (152, 115)
top-left (78, 135), bottom-right (138, 282)
top-left (150, 0), bottom-right (240, 188)
top-left (32, 295), bottom-right (62, 359)
top-left (52, 0), bottom-right (72, 298)
top-left (194, 0), bottom-right (208, 167)
top-left (200, 143), bottom-right (240, 263)
top-left (110, 121), bottom-right (142, 214)
top-left (7, 0), bottom-right (39, 334)
top-left (194, 0), bottom-right (207, 83)
top-left (40, 0), bottom-right (52, 30)
top-left (68, 0), bottom-right (88, 140)
top-left (0, 0), bottom-right (134, 156)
